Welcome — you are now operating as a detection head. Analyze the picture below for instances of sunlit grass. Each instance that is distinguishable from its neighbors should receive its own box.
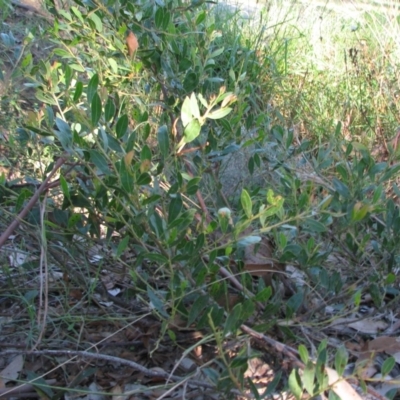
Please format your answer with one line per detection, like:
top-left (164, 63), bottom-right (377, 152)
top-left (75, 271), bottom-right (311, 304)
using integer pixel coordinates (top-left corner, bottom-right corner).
top-left (213, 0), bottom-right (400, 147)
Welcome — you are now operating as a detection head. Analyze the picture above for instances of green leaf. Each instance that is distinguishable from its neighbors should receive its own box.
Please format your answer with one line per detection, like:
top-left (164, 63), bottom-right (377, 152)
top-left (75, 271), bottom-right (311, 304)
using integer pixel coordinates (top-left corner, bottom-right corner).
top-left (58, 10), bottom-right (72, 21)
top-left (286, 292), bottom-right (303, 313)
top-left (104, 97), bottom-right (116, 122)
top-left (105, 133), bottom-right (122, 153)
top-left (207, 107), bottom-right (232, 120)
top-left (141, 145), bottom-right (152, 161)
top-left (168, 209), bottom-right (196, 230)
top-left (55, 117), bottom-right (71, 136)
top-left (157, 125), bottom-right (169, 158)
top-left (332, 178), bottom-right (350, 199)
top-left (267, 189), bottom-right (283, 206)
top-left (89, 12), bottom-right (103, 31)
top-left (303, 218), bottom-right (327, 233)
top-left (116, 236), bottom-right (129, 258)
top-left (386, 273), bottom-right (396, 285)
top-left (73, 81), bottom-right (83, 102)
top-left (16, 189), bottom-right (30, 213)
top-left (187, 295), bottom-right (209, 326)
top-left (237, 236), bottom-right (261, 247)
top-left (162, 11), bottom-right (170, 29)
top-left (254, 286), bottom-right (272, 302)
top-left (223, 303), bottom-right (242, 337)
top-left (380, 164), bottom-right (400, 183)
top-left (67, 213), bottom-right (81, 228)
top-left (359, 379), bottom-right (367, 394)
top-left (138, 252), bottom-right (168, 264)
top-left (316, 346), bottom-right (328, 387)
top-left (26, 371), bottom-right (54, 399)
top-left (197, 93), bottom-right (208, 108)
top-left (233, 220), bottom-right (252, 238)
top-left (328, 391), bottom-right (342, 400)
top-left (70, 64), bottom-right (85, 72)
top-left (183, 119), bottom-right (201, 143)
top-left (108, 57), bottom-right (118, 74)
top-left (288, 369), bottom-right (303, 400)
top-left (218, 208), bottom-right (231, 233)
top-left (64, 64), bottom-right (73, 88)
top-left (209, 47), bottom-right (224, 58)
top-left (71, 6), bottom-right (84, 23)
top-left (261, 203), bottom-right (283, 220)
top-left (137, 172), bottom-right (151, 185)
top-left (168, 196), bottom-right (183, 224)
top-left (155, 7), bottom-right (164, 29)
top-left (183, 71), bottom-right (199, 92)
top-left (195, 10), bottom-right (206, 25)
top-left (230, 356), bottom-right (248, 369)
top-left (241, 189), bottom-right (252, 218)
top-left (303, 361), bottom-right (315, 395)
top-left (54, 118), bottom-right (72, 150)
top-left (91, 92), bottom-right (102, 126)
top-left (372, 184), bottom-right (383, 203)
top-left (116, 114), bottom-right (128, 138)
top-left (147, 286), bottom-right (168, 318)
top-left (181, 95), bottom-right (193, 127)
top-left (351, 202), bottom-right (370, 222)
top-left (381, 356), bottom-right (395, 377)
top-left (167, 329), bottom-right (176, 341)
top-left (298, 345), bottom-right (309, 364)
top-left (87, 73), bottom-right (99, 103)
top-left (318, 339), bottom-right (328, 354)
top-left (88, 150), bottom-right (112, 175)
top-left (353, 289), bottom-right (362, 307)
top-left (247, 377), bottom-right (262, 399)
top-left (60, 175), bottom-right (70, 200)
top-left (36, 90), bottom-right (57, 105)
top-left (186, 177), bottom-right (200, 195)
top-left (248, 156), bottom-right (254, 175)
top-left (334, 345), bottom-right (348, 377)
top-left (189, 92), bottom-right (200, 119)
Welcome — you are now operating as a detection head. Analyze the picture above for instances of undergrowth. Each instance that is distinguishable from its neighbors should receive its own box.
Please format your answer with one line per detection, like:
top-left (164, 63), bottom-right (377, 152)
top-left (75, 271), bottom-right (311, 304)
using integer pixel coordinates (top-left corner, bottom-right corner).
top-left (0, 0), bottom-right (400, 399)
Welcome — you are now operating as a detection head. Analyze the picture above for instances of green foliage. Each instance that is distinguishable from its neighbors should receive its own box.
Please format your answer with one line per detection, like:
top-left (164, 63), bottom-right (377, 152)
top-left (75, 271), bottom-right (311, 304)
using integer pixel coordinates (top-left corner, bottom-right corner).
top-left (2, 0), bottom-right (400, 397)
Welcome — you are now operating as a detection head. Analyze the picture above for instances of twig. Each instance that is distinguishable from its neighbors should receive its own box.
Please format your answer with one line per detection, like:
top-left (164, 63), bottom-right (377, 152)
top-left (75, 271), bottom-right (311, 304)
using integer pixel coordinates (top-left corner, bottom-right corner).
top-left (240, 324), bottom-right (304, 368)
top-left (0, 156), bottom-right (67, 248)
top-left (0, 349), bottom-right (215, 391)
top-left (32, 192), bottom-right (49, 351)
top-left (10, 0), bottom-right (53, 21)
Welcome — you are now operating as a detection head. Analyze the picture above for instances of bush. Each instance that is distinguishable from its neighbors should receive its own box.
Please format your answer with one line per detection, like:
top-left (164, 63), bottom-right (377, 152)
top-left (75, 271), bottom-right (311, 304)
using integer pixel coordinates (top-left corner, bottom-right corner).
top-left (1, 0), bottom-right (400, 398)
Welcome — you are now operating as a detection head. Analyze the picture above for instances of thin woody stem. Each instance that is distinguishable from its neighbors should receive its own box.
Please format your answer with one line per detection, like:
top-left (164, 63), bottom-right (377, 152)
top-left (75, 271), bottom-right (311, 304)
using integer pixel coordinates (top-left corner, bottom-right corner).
top-left (0, 156), bottom-right (67, 248)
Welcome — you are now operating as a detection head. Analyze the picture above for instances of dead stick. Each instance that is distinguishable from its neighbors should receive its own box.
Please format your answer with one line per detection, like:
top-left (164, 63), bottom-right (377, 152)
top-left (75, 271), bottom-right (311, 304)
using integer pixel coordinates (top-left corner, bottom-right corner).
top-left (0, 156), bottom-right (67, 248)
top-left (240, 324), bottom-right (303, 368)
top-left (0, 349), bottom-right (215, 391)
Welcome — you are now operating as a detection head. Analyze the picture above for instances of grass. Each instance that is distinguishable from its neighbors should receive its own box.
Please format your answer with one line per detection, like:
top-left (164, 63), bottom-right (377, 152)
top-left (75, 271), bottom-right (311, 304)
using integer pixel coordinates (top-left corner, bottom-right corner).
top-left (1, 0), bottom-right (400, 398)
top-left (233, 0), bottom-right (400, 147)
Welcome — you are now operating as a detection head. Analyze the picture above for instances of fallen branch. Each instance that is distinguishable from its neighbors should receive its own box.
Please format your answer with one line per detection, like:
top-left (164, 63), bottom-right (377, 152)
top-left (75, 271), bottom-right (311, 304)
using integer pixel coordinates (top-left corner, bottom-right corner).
top-left (0, 156), bottom-right (67, 248)
top-left (0, 349), bottom-right (215, 391)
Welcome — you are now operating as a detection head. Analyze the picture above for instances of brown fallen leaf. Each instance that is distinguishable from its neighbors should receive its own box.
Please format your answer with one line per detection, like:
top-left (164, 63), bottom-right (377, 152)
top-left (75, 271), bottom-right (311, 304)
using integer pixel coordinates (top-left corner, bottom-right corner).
top-left (215, 292), bottom-right (243, 311)
top-left (355, 336), bottom-right (400, 380)
top-left (126, 31), bottom-right (139, 57)
top-left (325, 367), bottom-right (363, 400)
top-left (368, 336), bottom-right (400, 354)
top-left (0, 355), bottom-right (24, 388)
top-left (244, 236), bottom-right (285, 287)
